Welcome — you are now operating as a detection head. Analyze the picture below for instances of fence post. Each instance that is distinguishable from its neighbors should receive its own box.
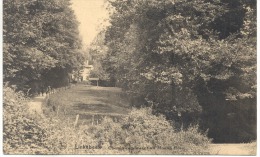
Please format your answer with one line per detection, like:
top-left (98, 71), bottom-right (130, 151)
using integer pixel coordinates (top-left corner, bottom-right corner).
top-left (74, 114), bottom-right (79, 128)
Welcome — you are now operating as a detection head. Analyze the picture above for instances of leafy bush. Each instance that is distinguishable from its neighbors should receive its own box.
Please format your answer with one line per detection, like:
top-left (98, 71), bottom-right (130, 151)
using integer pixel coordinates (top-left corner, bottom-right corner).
top-left (87, 108), bottom-right (211, 154)
top-left (3, 86), bottom-right (103, 154)
top-left (3, 86), bottom-right (210, 155)
top-left (3, 86), bottom-right (49, 154)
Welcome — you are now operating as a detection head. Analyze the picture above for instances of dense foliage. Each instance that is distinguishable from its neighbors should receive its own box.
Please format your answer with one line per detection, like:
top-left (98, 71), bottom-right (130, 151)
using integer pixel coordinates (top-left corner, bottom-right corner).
top-left (3, 0), bottom-right (85, 95)
top-left (3, 86), bottom-right (49, 154)
top-left (4, 86), bottom-right (210, 154)
top-left (101, 0), bottom-right (256, 142)
top-left (86, 108), bottom-right (211, 155)
top-left (88, 31), bottom-right (111, 85)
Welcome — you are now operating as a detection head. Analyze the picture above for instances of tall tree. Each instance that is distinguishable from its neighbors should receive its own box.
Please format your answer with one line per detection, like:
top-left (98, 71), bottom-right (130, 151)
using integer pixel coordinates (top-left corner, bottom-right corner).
top-left (103, 0), bottom-right (256, 142)
top-left (3, 0), bottom-right (85, 94)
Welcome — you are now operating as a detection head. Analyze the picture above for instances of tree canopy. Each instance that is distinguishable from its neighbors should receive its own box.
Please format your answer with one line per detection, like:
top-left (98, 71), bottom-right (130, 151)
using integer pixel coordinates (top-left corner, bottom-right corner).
top-left (3, 0), bottom-right (85, 94)
top-left (101, 0), bottom-right (256, 142)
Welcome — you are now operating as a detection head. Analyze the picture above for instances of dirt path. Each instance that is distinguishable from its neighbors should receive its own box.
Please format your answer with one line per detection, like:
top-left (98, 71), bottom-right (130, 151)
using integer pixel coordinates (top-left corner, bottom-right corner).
top-left (27, 95), bottom-right (47, 118)
top-left (209, 143), bottom-right (257, 155)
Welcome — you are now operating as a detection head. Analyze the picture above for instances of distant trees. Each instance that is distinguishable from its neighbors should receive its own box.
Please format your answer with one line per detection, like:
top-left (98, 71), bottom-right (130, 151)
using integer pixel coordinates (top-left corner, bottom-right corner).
top-left (3, 0), bottom-right (85, 95)
top-left (88, 31), bottom-right (109, 79)
top-left (87, 31), bottom-right (113, 86)
top-left (102, 0), bottom-right (256, 142)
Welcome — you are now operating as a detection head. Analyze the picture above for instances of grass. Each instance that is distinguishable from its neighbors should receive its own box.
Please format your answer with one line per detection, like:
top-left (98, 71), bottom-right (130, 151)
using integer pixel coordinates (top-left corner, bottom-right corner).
top-left (43, 85), bottom-right (131, 125)
top-left (41, 84), bottom-right (255, 155)
top-left (4, 84), bottom-right (213, 155)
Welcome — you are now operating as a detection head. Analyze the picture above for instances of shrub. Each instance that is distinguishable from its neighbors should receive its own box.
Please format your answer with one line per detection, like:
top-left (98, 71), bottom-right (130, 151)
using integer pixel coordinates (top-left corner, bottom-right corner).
top-left (3, 86), bottom-right (211, 155)
top-left (38, 117), bottom-right (99, 154)
top-left (121, 108), bottom-right (174, 150)
top-left (3, 86), bottom-right (49, 154)
top-left (171, 125), bottom-right (211, 155)
top-left (3, 86), bottom-right (123, 154)
top-left (86, 108), bottom-right (211, 154)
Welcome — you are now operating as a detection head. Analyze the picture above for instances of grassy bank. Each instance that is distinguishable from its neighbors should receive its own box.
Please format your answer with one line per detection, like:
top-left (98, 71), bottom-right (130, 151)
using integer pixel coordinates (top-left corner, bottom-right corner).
top-left (4, 85), bottom-right (212, 155)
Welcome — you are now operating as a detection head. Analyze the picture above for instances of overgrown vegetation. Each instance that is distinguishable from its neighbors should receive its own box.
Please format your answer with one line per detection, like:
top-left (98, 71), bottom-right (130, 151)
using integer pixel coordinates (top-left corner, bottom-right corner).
top-left (93, 0), bottom-right (256, 143)
top-left (3, 86), bottom-right (49, 154)
top-left (4, 86), bottom-right (211, 154)
top-left (86, 108), bottom-right (211, 155)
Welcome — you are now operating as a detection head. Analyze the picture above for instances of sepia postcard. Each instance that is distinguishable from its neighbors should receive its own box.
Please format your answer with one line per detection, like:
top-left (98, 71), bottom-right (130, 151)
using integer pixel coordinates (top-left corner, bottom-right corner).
top-left (2, 0), bottom-right (257, 156)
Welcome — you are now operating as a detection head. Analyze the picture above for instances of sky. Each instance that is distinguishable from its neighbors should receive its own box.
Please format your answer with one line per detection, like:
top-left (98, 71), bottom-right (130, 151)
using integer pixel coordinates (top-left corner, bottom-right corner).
top-left (71, 0), bottom-right (110, 47)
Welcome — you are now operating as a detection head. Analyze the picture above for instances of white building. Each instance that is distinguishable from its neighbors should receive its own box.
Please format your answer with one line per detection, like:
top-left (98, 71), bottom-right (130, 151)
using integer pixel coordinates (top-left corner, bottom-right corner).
top-left (81, 60), bottom-right (94, 81)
